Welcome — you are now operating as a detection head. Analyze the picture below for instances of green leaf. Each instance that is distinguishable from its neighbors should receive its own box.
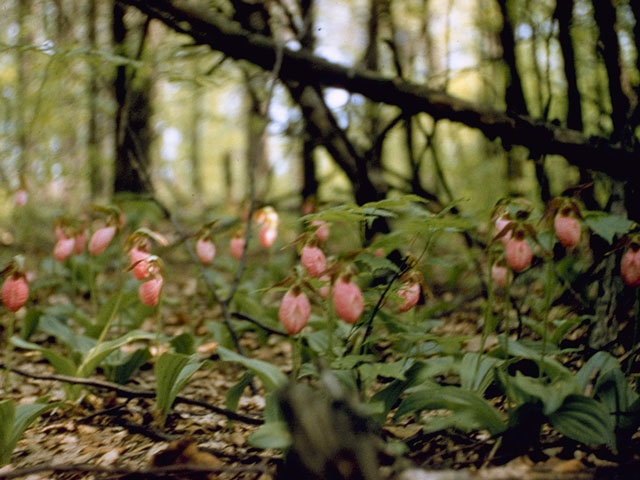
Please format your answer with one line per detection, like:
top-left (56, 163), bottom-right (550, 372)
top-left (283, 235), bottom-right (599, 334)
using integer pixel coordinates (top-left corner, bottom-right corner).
top-left (358, 360), bottom-right (409, 385)
top-left (217, 346), bottom-right (287, 391)
top-left (105, 347), bottom-right (152, 384)
top-left (459, 353), bottom-right (501, 394)
top-left (170, 332), bottom-right (196, 355)
top-left (76, 330), bottom-right (156, 378)
top-left (155, 352), bottom-right (205, 423)
top-left (248, 421), bottom-right (291, 449)
top-left (1, 400), bottom-right (59, 465)
top-left (370, 362), bottom-right (430, 422)
top-left (510, 372), bottom-right (578, 415)
top-left (226, 372), bottom-right (254, 412)
top-left (575, 351), bottom-right (621, 392)
top-left (11, 337), bottom-right (77, 376)
top-left (39, 315), bottom-right (95, 354)
top-left (20, 308), bottom-right (43, 340)
top-left (583, 211), bottom-right (633, 244)
top-left (549, 395), bottom-right (616, 449)
top-left (395, 386), bottom-right (506, 435)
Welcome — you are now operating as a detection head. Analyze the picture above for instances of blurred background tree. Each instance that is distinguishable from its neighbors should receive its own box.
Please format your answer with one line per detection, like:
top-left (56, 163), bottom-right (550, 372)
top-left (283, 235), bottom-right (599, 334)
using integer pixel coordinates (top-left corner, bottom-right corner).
top-left (0, 0), bottom-right (638, 222)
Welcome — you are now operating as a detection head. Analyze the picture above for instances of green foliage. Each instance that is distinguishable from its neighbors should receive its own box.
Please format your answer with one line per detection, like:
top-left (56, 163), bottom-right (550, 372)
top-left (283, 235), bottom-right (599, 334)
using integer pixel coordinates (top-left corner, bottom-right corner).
top-left (154, 352), bottom-right (205, 424)
top-left (217, 346), bottom-right (287, 391)
top-left (395, 386), bottom-right (507, 435)
top-left (583, 211), bottom-right (634, 244)
top-left (0, 399), bottom-right (58, 465)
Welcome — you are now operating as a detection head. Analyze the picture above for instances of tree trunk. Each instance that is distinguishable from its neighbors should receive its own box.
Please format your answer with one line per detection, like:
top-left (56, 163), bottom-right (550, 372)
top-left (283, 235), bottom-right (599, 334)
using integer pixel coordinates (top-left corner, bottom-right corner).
top-left (88, 0), bottom-right (103, 199)
top-left (112, 0), bottom-right (151, 195)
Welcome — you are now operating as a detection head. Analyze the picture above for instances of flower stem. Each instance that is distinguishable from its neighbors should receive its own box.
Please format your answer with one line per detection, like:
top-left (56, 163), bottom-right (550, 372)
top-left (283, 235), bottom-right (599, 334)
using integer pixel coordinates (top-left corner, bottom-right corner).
top-left (626, 288), bottom-right (640, 376)
top-left (3, 314), bottom-right (15, 391)
top-left (96, 282), bottom-right (125, 344)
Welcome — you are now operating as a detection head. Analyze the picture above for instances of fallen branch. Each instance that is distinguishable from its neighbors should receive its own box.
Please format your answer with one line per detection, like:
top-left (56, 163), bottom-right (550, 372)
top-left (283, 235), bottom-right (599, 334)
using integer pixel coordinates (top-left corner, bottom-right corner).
top-left (0, 462), bottom-right (272, 480)
top-left (5, 364), bottom-right (263, 425)
top-left (118, 0), bottom-right (635, 179)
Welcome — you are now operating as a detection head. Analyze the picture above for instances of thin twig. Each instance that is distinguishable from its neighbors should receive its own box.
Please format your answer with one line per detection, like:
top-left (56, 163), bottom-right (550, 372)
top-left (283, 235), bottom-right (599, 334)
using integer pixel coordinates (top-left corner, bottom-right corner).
top-left (231, 311), bottom-right (288, 337)
top-left (4, 364), bottom-right (263, 425)
top-left (354, 260), bottom-right (411, 355)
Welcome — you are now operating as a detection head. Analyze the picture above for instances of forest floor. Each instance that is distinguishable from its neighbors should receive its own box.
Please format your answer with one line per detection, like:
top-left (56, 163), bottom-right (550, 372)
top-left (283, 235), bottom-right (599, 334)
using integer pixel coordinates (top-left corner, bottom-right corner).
top-left (0, 270), bottom-right (639, 480)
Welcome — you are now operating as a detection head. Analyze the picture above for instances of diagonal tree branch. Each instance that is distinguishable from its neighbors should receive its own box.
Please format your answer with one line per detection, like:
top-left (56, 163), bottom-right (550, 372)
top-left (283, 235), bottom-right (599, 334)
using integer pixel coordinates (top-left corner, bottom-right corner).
top-left (117, 0), bottom-right (635, 180)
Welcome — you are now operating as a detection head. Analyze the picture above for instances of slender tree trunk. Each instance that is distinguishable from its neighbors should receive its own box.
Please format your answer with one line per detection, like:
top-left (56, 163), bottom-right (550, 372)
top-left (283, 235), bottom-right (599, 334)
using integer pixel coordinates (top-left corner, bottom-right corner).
top-left (299, 0), bottom-right (319, 204)
top-left (189, 79), bottom-right (203, 198)
top-left (88, 0), bottom-right (103, 199)
top-left (16, 0), bottom-right (29, 180)
top-left (112, 1), bottom-right (151, 195)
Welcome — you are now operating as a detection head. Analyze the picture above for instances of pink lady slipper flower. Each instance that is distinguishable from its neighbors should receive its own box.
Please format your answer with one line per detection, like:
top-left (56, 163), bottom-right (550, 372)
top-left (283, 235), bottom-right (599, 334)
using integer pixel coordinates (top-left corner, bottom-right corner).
top-left (129, 246), bottom-right (151, 280)
top-left (554, 210), bottom-right (581, 248)
top-left (2, 273), bottom-right (29, 312)
top-left (301, 243), bottom-right (326, 278)
top-left (332, 275), bottom-right (364, 324)
top-left (259, 225), bottom-right (277, 248)
top-left (279, 286), bottom-right (311, 335)
top-left (312, 220), bottom-right (330, 243)
top-left (495, 214), bottom-right (513, 245)
top-left (621, 243), bottom-right (640, 287)
top-left (196, 236), bottom-right (216, 264)
top-left (53, 234), bottom-right (76, 262)
top-left (491, 264), bottom-right (510, 288)
top-left (505, 231), bottom-right (533, 272)
top-left (89, 225), bottom-right (117, 255)
top-left (230, 234), bottom-right (245, 260)
top-left (139, 275), bottom-right (163, 307)
top-left (397, 282), bottom-right (420, 313)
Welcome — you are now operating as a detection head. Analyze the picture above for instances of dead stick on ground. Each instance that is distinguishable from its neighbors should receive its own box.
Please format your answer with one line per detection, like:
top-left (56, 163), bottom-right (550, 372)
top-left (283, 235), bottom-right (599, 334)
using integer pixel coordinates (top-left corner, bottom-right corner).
top-left (0, 462), bottom-right (273, 480)
top-left (4, 364), bottom-right (263, 425)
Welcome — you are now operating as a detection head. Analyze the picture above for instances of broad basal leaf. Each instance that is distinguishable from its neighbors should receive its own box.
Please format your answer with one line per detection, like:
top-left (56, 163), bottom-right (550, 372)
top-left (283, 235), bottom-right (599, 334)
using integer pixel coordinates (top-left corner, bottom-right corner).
top-left (218, 346), bottom-right (287, 391)
top-left (549, 394), bottom-right (616, 450)
top-left (395, 386), bottom-right (506, 435)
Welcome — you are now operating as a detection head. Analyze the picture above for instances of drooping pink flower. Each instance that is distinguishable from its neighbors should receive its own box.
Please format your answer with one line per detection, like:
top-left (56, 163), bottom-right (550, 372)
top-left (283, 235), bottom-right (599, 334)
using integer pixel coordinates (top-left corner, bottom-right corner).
top-left (278, 287), bottom-right (311, 335)
top-left (196, 237), bottom-right (216, 264)
top-left (89, 225), bottom-right (117, 255)
top-left (318, 274), bottom-right (331, 299)
top-left (491, 264), bottom-right (509, 288)
top-left (312, 220), bottom-right (330, 243)
top-left (621, 245), bottom-right (640, 287)
top-left (397, 282), bottom-right (420, 313)
top-left (129, 247), bottom-right (151, 280)
top-left (2, 273), bottom-right (29, 312)
top-left (505, 236), bottom-right (533, 272)
top-left (53, 235), bottom-right (76, 262)
top-left (554, 212), bottom-right (581, 248)
top-left (333, 275), bottom-right (364, 324)
top-left (259, 225), bottom-right (277, 248)
top-left (495, 215), bottom-right (512, 245)
top-left (74, 230), bottom-right (86, 255)
top-left (139, 275), bottom-right (163, 306)
top-left (301, 244), bottom-right (326, 278)
top-left (230, 235), bottom-right (245, 260)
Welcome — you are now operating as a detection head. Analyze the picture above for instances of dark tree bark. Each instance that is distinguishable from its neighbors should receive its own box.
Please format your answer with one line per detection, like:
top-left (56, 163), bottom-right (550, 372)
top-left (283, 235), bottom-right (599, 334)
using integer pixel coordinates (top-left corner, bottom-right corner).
top-left (298, 0), bottom-right (319, 204)
top-left (496, 0), bottom-right (528, 114)
top-left (112, 1), bottom-right (151, 194)
top-left (555, 0), bottom-right (582, 132)
top-left (189, 77), bottom-right (203, 198)
top-left (496, 0), bottom-right (552, 202)
top-left (16, 0), bottom-right (29, 179)
top-left (88, 0), bottom-right (103, 199)
top-left (591, 0), bottom-right (631, 139)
